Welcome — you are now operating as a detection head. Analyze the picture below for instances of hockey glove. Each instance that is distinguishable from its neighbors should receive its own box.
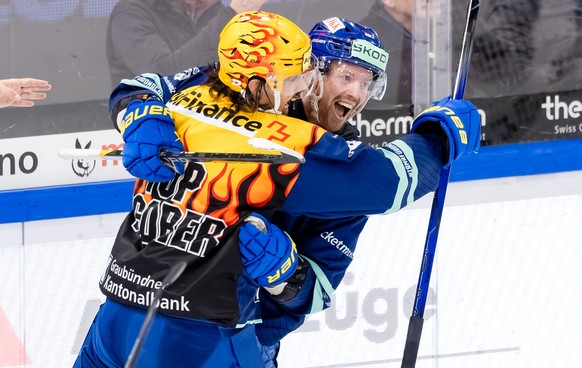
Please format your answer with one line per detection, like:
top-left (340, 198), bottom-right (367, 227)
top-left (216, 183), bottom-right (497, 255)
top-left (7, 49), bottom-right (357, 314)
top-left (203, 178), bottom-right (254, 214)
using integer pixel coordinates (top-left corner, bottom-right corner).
top-left (238, 213), bottom-right (298, 287)
top-left (120, 98), bottom-right (185, 182)
top-left (411, 96), bottom-right (481, 167)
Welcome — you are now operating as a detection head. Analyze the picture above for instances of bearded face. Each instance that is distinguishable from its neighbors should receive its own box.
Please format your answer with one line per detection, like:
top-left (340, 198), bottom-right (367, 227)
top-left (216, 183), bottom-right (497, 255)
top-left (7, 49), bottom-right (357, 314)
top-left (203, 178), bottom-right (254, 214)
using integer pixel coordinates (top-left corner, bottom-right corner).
top-left (316, 61), bottom-right (374, 132)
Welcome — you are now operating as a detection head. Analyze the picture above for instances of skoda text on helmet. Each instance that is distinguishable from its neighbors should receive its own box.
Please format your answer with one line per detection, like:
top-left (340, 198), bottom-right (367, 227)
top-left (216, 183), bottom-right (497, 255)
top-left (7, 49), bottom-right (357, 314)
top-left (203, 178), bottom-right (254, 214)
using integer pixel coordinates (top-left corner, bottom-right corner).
top-left (309, 17), bottom-right (389, 101)
top-left (217, 11), bottom-right (318, 113)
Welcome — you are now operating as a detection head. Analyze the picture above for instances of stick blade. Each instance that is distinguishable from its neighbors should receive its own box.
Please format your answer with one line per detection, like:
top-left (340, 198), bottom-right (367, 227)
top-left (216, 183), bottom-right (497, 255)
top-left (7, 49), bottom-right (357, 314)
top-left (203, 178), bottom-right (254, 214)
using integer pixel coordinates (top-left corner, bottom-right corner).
top-left (58, 148), bottom-right (99, 160)
top-left (58, 148), bottom-right (122, 160)
top-left (248, 138), bottom-right (306, 164)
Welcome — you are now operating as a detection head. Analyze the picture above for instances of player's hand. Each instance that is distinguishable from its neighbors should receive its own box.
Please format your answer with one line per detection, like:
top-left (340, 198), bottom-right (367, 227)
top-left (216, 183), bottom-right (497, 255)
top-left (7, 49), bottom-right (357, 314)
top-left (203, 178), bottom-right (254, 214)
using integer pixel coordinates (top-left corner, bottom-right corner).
top-left (238, 213), bottom-right (298, 287)
top-left (229, 0), bottom-right (269, 13)
top-left (120, 98), bottom-right (185, 182)
top-left (411, 96), bottom-right (481, 167)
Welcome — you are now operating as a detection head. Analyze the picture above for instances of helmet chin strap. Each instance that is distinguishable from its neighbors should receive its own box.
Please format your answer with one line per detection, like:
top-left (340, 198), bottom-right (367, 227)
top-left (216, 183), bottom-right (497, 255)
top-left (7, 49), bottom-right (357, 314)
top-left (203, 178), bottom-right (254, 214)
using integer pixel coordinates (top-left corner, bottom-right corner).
top-left (273, 90), bottom-right (281, 113)
top-left (259, 90), bottom-right (281, 114)
top-left (259, 78), bottom-right (284, 113)
top-left (245, 80), bottom-right (284, 114)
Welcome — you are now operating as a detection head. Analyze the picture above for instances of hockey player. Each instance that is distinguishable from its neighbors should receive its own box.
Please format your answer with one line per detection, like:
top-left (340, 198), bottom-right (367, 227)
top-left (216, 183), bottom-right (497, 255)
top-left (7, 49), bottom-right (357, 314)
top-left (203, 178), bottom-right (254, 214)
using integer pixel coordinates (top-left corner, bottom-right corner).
top-left (247, 18), bottom-right (393, 365)
top-left (75, 10), bottom-right (481, 368)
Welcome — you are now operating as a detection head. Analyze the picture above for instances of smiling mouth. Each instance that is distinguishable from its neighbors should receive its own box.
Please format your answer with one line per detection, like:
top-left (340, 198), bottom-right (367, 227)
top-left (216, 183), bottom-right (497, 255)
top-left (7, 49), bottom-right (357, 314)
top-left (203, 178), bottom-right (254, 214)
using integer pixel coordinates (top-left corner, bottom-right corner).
top-left (335, 101), bottom-right (354, 119)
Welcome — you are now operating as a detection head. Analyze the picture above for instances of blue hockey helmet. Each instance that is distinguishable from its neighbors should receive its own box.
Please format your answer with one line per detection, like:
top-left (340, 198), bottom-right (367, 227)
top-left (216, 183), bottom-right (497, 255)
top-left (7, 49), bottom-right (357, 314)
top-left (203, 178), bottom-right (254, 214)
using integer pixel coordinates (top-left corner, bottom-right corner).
top-left (309, 17), bottom-right (389, 100)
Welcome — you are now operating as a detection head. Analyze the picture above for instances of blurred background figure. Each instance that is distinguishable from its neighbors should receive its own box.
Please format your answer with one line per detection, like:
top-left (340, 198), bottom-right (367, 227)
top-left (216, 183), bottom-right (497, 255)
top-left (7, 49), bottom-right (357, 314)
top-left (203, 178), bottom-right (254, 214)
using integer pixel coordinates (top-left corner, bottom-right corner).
top-left (0, 78), bottom-right (51, 108)
top-left (359, 0), bottom-right (413, 108)
top-left (453, 0), bottom-right (541, 98)
top-left (106, 0), bottom-right (269, 86)
top-left (526, 0), bottom-right (582, 94)
top-left (453, 0), bottom-right (582, 98)
top-left (449, 0), bottom-right (582, 144)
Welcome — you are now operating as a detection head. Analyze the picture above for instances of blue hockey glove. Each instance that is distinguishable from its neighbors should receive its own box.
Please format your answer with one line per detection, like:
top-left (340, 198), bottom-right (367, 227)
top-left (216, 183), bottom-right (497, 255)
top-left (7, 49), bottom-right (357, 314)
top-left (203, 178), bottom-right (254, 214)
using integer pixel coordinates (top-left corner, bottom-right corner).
top-left (120, 98), bottom-right (185, 182)
top-left (411, 96), bottom-right (481, 167)
top-left (238, 213), bottom-right (298, 287)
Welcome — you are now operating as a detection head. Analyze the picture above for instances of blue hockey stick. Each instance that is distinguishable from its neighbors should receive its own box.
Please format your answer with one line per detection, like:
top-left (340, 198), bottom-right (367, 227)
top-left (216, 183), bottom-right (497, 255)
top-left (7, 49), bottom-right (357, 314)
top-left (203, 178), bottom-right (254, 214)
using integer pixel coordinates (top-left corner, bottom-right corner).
top-left (400, 1), bottom-right (480, 367)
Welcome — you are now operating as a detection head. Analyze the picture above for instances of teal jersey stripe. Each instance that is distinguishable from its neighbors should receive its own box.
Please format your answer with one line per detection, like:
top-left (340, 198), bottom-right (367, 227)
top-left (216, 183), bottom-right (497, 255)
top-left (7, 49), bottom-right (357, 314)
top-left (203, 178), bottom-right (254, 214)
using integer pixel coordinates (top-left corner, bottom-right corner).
top-left (379, 138), bottom-right (419, 214)
top-left (303, 256), bottom-right (335, 314)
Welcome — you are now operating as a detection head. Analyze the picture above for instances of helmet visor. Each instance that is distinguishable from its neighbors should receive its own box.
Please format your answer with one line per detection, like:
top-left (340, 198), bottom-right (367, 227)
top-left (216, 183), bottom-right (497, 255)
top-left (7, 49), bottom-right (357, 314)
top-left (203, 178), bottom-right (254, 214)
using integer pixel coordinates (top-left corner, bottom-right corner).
top-left (369, 70), bottom-right (387, 100)
top-left (326, 60), bottom-right (387, 101)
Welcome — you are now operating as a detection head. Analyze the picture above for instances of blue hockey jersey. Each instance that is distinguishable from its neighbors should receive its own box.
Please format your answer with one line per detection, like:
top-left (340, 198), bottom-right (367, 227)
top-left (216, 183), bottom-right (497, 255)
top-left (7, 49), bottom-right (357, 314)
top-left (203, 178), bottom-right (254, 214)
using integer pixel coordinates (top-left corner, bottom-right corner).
top-left (105, 66), bottom-right (444, 329)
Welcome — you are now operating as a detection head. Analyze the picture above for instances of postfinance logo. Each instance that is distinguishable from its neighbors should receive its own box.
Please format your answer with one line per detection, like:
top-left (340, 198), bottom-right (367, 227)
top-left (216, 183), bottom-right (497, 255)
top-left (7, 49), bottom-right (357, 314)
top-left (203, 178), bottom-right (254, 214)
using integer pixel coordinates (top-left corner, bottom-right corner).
top-left (170, 90), bottom-right (263, 137)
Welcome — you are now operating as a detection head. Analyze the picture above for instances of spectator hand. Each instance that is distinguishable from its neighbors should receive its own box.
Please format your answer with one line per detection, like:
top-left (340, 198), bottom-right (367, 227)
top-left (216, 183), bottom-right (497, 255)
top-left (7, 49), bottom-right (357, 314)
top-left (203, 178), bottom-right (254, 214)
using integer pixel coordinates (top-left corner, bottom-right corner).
top-left (239, 213), bottom-right (298, 287)
top-left (229, 0), bottom-right (269, 14)
top-left (120, 99), bottom-right (185, 182)
top-left (0, 78), bottom-right (51, 108)
top-left (411, 96), bottom-right (481, 167)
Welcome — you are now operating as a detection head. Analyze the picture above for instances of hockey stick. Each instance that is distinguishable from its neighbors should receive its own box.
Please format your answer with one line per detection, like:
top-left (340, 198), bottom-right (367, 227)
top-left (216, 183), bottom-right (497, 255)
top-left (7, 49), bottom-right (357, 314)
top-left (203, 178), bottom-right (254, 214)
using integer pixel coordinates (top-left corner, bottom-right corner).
top-left (124, 261), bottom-right (188, 368)
top-left (58, 138), bottom-right (306, 165)
top-left (400, 1), bottom-right (480, 367)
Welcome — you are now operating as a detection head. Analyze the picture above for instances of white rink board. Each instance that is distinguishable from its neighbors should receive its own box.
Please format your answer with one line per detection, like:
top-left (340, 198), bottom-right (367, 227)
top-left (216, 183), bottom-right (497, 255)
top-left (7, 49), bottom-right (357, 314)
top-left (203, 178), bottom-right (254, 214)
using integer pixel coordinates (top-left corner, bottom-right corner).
top-left (0, 130), bottom-right (131, 191)
top-left (1, 172), bottom-right (582, 367)
top-left (278, 193), bottom-right (582, 367)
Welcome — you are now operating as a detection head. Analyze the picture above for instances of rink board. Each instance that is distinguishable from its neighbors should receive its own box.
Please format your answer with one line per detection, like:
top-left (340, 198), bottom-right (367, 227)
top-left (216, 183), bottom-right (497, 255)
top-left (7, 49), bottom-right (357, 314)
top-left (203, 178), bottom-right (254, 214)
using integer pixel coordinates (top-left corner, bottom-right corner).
top-left (1, 184), bottom-right (581, 367)
top-left (1, 135), bottom-right (582, 223)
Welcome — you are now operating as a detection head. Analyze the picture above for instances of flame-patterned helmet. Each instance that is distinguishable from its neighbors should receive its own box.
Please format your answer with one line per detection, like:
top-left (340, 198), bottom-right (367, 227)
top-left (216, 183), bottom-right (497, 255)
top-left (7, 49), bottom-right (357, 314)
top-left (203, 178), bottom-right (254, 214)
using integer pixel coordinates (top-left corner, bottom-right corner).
top-left (218, 11), bottom-right (313, 93)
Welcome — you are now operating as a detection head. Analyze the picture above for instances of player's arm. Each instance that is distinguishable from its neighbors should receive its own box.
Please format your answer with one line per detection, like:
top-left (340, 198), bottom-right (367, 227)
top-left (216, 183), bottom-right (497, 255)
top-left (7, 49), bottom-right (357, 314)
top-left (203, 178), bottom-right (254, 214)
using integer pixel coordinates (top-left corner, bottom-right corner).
top-left (238, 213), bottom-right (300, 289)
top-left (284, 98), bottom-right (481, 217)
top-left (240, 213), bottom-right (366, 314)
top-left (241, 214), bottom-right (366, 347)
top-left (109, 66), bottom-right (210, 129)
top-left (238, 213), bottom-right (321, 315)
top-left (271, 215), bottom-right (366, 314)
top-left (107, 67), bottom-right (212, 182)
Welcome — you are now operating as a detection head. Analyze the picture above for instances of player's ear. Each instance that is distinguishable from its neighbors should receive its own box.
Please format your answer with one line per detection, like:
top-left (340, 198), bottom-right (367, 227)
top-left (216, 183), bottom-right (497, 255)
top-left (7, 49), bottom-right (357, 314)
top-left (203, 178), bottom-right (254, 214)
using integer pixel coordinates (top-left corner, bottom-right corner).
top-left (247, 78), bottom-right (273, 108)
top-left (247, 78), bottom-right (263, 95)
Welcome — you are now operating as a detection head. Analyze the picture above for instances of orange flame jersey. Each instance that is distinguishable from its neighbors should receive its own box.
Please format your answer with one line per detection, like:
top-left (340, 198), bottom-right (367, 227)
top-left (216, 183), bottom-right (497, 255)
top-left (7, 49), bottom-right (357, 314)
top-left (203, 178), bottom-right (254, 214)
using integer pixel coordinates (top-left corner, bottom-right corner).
top-left (135, 85), bottom-right (325, 229)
